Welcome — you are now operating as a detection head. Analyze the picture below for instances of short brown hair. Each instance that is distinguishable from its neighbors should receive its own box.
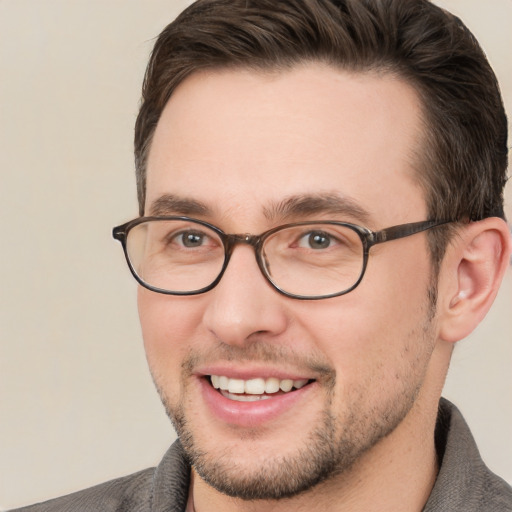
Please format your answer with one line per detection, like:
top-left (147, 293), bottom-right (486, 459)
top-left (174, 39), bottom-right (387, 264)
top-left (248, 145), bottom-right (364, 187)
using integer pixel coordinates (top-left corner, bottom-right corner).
top-left (134, 0), bottom-right (508, 263)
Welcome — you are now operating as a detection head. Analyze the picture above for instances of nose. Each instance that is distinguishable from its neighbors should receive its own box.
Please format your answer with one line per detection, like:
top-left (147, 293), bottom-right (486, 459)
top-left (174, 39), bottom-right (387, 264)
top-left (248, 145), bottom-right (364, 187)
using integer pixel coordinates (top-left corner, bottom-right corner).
top-left (202, 244), bottom-right (288, 347)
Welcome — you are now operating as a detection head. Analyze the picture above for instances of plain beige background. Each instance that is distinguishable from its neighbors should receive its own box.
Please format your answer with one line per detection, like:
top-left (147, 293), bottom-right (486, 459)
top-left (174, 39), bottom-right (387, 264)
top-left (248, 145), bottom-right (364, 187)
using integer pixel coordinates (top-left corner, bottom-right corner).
top-left (0, 1), bottom-right (511, 509)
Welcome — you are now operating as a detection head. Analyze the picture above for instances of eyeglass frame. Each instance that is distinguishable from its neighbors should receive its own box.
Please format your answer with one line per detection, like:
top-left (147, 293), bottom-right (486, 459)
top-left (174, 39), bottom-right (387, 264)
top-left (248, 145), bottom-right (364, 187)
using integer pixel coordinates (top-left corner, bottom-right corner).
top-left (112, 216), bottom-right (452, 300)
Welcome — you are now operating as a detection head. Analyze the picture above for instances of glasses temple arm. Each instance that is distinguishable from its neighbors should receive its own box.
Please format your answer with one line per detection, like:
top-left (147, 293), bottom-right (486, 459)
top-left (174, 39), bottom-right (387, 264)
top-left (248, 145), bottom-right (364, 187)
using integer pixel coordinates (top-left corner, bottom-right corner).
top-left (371, 220), bottom-right (451, 245)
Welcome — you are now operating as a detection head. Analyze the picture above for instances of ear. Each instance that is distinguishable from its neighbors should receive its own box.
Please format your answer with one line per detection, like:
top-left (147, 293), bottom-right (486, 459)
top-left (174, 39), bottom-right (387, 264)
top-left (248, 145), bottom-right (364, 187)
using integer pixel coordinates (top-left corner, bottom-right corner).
top-left (438, 217), bottom-right (511, 343)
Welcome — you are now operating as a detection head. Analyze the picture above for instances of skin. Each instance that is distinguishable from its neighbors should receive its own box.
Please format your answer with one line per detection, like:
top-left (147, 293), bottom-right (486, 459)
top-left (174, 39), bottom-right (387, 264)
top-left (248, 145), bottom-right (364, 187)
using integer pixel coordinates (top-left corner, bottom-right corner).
top-left (138, 63), bottom-right (469, 511)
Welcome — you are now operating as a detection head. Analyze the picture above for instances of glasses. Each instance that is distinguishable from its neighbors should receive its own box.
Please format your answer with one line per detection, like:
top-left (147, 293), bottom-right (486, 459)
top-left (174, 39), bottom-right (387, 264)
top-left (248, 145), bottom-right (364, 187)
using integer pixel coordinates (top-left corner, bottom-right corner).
top-left (112, 216), bottom-right (450, 300)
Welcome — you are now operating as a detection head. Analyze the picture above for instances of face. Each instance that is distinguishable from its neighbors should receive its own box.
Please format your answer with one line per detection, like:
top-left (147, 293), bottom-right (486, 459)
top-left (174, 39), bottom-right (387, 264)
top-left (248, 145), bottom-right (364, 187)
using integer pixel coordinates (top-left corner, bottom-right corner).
top-left (139, 64), bottom-right (439, 499)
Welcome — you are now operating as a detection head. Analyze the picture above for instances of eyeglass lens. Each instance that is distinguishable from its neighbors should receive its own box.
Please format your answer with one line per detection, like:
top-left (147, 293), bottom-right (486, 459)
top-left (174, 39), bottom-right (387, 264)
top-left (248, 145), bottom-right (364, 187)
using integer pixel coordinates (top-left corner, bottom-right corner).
top-left (125, 219), bottom-right (365, 298)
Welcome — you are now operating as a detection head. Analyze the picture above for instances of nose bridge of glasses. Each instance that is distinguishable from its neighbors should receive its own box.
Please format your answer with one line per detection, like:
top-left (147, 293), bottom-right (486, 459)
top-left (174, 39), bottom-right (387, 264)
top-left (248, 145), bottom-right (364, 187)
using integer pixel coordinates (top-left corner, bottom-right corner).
top-left (226, 233), bottom-right (262, 249)
top-left (220, 233), bottom-right (269, 287)
top-left (223, 233), bottom-right (266, 273)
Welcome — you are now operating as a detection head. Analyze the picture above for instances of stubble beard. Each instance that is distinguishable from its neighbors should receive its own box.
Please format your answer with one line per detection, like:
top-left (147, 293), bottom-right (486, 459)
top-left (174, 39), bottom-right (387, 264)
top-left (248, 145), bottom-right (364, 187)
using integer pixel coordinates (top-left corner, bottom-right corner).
top-left (160, 380), bottom-right (423, 501)
top-left (152, 289), bottom-right (438, 501)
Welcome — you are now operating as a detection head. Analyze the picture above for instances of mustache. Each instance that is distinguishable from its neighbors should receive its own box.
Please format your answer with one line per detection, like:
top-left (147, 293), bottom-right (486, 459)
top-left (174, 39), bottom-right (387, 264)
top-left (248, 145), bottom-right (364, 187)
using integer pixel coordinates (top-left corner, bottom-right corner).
top-left (181, 341), bottom-right (335, 381)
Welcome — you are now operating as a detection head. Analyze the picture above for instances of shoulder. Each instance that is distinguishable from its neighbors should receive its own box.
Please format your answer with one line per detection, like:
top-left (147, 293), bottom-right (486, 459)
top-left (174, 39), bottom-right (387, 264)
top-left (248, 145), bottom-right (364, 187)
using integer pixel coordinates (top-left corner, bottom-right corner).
top-left (425, 398), bottom-right (512, 511)
top-left (10, 468), bottom-right (156, 512)
top-left (10, 440), bottom-right (191, 512)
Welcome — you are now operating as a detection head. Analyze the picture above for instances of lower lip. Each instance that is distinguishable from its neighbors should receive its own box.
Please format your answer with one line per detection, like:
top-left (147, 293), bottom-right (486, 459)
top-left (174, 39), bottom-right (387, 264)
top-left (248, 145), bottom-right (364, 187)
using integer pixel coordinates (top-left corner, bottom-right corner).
top-left (199, 377), bottom-right (314, 428)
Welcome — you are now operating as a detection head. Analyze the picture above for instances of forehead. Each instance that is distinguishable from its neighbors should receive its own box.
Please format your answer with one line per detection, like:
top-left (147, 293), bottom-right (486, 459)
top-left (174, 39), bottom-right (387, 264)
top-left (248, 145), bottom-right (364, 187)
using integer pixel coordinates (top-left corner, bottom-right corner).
top-left (146, 63), bottom-right (426, 228)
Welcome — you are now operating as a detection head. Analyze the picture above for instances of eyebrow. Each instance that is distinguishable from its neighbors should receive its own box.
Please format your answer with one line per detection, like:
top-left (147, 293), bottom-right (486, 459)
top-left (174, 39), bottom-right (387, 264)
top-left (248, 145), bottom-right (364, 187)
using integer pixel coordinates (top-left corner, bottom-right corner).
top-left (148, 194), bottom-right (212, 217)
top-left (148, 192), bottom-right (373, 226)
top-left (263, 193), bottom-right (373, 225)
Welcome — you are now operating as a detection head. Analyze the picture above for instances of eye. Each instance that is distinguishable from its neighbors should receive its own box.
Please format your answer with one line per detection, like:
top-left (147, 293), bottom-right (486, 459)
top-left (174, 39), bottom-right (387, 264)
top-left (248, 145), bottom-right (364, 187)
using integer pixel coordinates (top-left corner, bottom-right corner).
top-left (180, 231), bottom-right (205, 247)
top-left (297, 231), bottom-right (336, 250)
top-left (171, 229), bottom-right (212, 248)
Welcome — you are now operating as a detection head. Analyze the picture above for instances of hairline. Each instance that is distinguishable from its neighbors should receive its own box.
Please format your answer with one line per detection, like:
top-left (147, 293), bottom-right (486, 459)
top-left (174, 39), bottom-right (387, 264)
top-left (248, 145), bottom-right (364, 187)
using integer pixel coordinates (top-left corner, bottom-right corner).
top-left (137, 58), bottom-right (435, 213)
top-left (137, 58), bottom-right (453, 272)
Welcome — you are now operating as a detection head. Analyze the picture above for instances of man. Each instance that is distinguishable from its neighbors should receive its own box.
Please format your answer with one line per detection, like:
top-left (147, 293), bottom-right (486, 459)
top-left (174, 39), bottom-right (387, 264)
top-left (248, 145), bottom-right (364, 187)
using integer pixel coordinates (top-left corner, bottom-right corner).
top-left (14, 0), bottom-right (511, 510)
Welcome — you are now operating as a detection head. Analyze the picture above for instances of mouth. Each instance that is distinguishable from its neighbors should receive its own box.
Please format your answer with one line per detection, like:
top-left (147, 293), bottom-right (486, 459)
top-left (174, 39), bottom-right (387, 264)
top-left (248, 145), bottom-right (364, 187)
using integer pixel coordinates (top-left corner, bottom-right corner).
top-left (198, 370), bottom-right (318, 427)
top-left (208, 375), bottom-right (313, 402)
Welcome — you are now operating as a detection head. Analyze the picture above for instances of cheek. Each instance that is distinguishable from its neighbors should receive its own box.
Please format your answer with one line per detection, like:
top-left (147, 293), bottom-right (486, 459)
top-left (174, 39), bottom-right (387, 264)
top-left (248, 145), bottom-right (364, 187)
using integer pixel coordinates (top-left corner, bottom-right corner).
top-left (362, 243), bottom-right (434, 327)
top-left (137, 288), bottom-right (206, 374)
top-left (292, 249), bottom-right (433, 385)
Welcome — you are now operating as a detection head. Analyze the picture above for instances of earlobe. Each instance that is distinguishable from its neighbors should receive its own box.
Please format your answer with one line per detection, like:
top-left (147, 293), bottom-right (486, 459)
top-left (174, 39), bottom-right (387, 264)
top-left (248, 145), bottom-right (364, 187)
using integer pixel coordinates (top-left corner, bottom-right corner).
top-left (439, 218), bottom-right (511, 343)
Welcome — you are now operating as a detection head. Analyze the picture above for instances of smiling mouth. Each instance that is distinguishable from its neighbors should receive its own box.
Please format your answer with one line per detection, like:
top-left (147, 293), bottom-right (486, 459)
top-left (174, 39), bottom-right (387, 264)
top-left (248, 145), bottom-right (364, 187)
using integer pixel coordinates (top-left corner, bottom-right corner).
top-left (208, 375), bottom-right (313, 402)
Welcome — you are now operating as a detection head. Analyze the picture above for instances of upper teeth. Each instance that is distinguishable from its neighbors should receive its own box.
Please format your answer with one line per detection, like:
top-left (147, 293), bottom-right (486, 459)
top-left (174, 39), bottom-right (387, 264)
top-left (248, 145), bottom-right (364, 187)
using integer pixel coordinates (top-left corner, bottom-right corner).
top-left (210, 375), bottom-right (309, 394)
